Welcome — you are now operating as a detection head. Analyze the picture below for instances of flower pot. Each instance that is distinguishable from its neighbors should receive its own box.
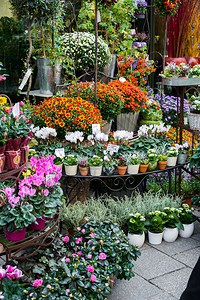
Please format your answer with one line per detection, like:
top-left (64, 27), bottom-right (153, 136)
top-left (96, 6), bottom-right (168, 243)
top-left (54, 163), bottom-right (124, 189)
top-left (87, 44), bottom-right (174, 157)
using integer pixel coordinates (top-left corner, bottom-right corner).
top-left (102, 120), bottom-right (112, 135)
top-left (188, 112), bottom-right (200, 131)
top-left (64, 165), bottom-right (77, 176)
top-left (103, 166), bottom-right (115, 176)
top-left (179, 223), bottom-right (194, 238)
top-left (0, 154), bottom-right (5, 173)
top-left (148, 161), bottom-right (157, 171)
top-left (28, 218), bottom-right (45, 230)
top-left (4, 227), bottom-right (26, 242)
top-left (127, 164), bottom-right (139, 174)
top-left (79, 166), bottom-right (89, 176)
top-left (117, 112), bottom-right (139, 131)
top-left (128, 232), bottom-right (145, 248)
top-left (148, 230), bottom-right (163, 245)
top-left (5, 149), bottom-right (21, 170)
top-left (55, 164), bottom-right (63, 171)
top-left (139, 164), bottom-right (149, 173)
top-left (177, 153), bottom-right (188, 165)
top-left (158, 161), bottom-right (167, 170)
top-left (163, 227), bottom-right (178, 243)
top-left (117, 165), bottom-right (127, 175)
top-left (167, 156), bottom-right (177, 167)
top-left (90, 166), bottom-right (102, 176)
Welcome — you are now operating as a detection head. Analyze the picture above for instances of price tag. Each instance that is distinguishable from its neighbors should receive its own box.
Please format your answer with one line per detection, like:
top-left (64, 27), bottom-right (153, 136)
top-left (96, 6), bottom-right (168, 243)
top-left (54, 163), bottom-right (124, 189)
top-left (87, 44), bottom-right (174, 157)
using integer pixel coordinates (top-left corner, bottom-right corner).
top-left (107, 144), bottom-right (119, 153)
top-left (19, 69), bottom-right (32, 91)
top-left (55, 148), bottom-right (65, 158)
top-left (12, 102), bottom-right (20, 118)
top-left (46, 174), bottom-right (55, 181)
top-left (97, 10), bottom-right (101, 23)
top-left (92, 124), bottom-right (101, 135)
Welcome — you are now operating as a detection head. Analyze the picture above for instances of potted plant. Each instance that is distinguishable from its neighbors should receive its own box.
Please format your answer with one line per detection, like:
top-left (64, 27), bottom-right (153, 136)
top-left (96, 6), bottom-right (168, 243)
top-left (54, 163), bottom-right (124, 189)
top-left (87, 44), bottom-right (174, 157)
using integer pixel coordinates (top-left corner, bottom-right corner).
top-left (164, 62), bottom-right (178, 78)
top-left (177, 63), bottom-right (190, 78)
top-left (178, 204), bottom-right (197, 238)
top-left (166, 146), bottom-right (178, 166)
top-left (188, 64), bottom-right (200, 78)
top-left (63, 155), bottom-right (78, 176)
top-left (78, 159), bottom-right (89, 176)
top-left (147, 149), bottom-right (158, 171)
top-left (162, 207), bottom-right (183, 243)
top-left (135, 0), bottom-right (147, 18)
top-left (177, 142), bottom-right (189, 165)
top-left (127, 153), bottom-right (140, 174)
top-left (158, 153), bottom-right (168, 170)
top-left (139, 154), bottom-right (149, 173)
top-left (103, 155), bottom-right (117, 176)
top-left (145, 211), bottom-right (166, 244)
top-left (88, 155), bottom-right (103, 176)
top-left (187, 92), bottom-right (200, 130)
top-left (53, 155), bottom-right (63, 171)
top-left (116, 156), bottom-right (127, 175)
top-left (128, 213), bottom-right (146, 248)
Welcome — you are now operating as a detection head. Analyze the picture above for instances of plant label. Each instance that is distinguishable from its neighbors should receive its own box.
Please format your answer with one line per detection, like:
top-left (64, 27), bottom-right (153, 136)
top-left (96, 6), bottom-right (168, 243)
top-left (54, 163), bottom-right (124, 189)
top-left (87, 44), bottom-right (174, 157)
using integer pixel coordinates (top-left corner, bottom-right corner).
top-left (107, 144), bottom-right (119, 153)
top-left (92, 124), bottom-right (101, 135)
top-left (12, 102), bottom-right (20, 118)
top-left (19, 69), bottom-right (32, 91)
top-left (97, 10), bottom-right (101, 23)
top-left (55, 148), bottom-right (65, 158)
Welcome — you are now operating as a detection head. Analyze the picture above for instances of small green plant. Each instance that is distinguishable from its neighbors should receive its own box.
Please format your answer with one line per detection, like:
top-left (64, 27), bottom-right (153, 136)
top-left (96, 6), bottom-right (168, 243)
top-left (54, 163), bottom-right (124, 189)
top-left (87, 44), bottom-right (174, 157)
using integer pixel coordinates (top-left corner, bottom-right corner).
top-left (158, 153), bottom-right (167, 161)
top-left (128, 153), bottom-right (140, 165)
top-left (178, 204), bottom-right (197, 224)
top-left (128, 213), bottom-right (146, 234)
top-left (63, 154), bottom-right (77, 166)
top-left (145, 211), bottom-right (166, 233)
top-left (116, 156), bottom-right (127, 166)
top-left (163, 207), bottom-right (183, 229)
top-left (88, 155), bottom-right (103, 166)
top-left (167, 146), bottom-right (178, 157)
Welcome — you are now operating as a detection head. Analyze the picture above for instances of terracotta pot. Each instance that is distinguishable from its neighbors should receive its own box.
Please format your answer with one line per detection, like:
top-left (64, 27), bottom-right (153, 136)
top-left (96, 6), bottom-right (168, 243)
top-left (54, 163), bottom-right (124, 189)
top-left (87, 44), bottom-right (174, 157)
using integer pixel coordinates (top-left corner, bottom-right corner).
top-left (110, 275), bottom-right (116, 288)
top-left (158, 160), bottom-right (167, 170)
top-left (117, 165), bottom-right (127, 175)
top-left (139, 164), bottom-right (149, 173)
top-left (28, 218), bottom-right (45, 230)
top-left (4, 227), bottom-right (26, 242)
top-left (79, 166), bottom-right (89, 176)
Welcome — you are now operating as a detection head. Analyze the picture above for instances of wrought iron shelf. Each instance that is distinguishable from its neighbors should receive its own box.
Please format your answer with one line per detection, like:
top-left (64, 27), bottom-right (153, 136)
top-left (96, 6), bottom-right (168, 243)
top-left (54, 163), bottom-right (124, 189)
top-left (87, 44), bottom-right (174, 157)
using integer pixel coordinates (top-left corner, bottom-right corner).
top-left (0, 164), bottom-right (26, 185)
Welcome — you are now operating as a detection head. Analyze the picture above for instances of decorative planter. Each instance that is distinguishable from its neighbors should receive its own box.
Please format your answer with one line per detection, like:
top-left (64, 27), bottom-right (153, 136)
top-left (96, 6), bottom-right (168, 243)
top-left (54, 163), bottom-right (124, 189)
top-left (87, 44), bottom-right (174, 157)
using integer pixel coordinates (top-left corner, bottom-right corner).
top-left (158, 161), bottom-right (167, 170)
top-left (179, 223), bottom-right (194, 238)
top-left (0, 154), bottom-right (5, 173)
top-left (64, 165), bottom-right (77, 176)
top-left (0, 144), bottom-right (6, 155)
top-left (90, 166), bottom-right (102, 177)
top-left (148, 161), bottom-right (157, 171)
top-left (163, 227), bottom-right (178, 243)
top-left (177, 153), bottom-right (188, 165)
top-left (102, 120), bottom-right (112, 135)
top-left (117, 165), bottom-right (127, 175)
top-left (4, 227), bottom-right (26, 242)
top-left (128, 232), bottom-right (145, 248)
top-left (5, 150), bottom-right (21, 170)
top-left (148, 230), bottom-right (163, 245)
top-left (167, 156), bottom-right (177, 167)
top-left (55, 164), bottom-right (63, 171)
top-left (188, 112), bottom-right (200, 130)
top-left (103, 166), bottom-right (115, 176)
top-left (117, 112), bottom-right (139, 132)
top-left (139, 164), bottom-right (149, 173)
top-left (21, 145), bottom-right (29, 164)
top-left (28, 218), bottom-right (45, 230)
top-left (79, 166), bottom-right (89, 176)
top-left (127, 164), bottom-right (139, 174)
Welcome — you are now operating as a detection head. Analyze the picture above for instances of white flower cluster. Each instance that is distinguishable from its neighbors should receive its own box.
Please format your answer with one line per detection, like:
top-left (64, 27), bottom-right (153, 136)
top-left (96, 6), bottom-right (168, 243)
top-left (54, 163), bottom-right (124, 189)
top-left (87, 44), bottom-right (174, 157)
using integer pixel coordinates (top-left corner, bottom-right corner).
top-left (33, 126), bottom-right (57, 140)
top-left (174, 142), bottom-right (189, 152)
top-left (65, 131), bottom-right (84, 144)
top-left (113, 130), bottom-right (133, 141)
top-left (87, 132), bottom-right (108, 145)
top-left (138, 123), bottom-right (171, 138)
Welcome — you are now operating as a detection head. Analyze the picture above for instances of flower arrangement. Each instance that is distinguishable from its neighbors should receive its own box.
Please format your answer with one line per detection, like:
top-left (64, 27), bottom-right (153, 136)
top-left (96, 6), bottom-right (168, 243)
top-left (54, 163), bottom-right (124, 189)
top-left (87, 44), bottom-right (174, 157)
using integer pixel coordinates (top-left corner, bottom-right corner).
top-left (108, 80), bottom-right (148, 113)
top-left (117, 156), bottom-right (127, 166)
top-left (33, 96), bottom-right (103, 139)
top-left (88, 155), bottom-right (103, 166)
top-left (163, 207), bottom-right (183, 229)
top-left (128, 213), bottom-right (146, 234)
top-left (128, 153), bottom-right (140, 165)
top-left (65, 131), bottom-right (84, 144)
top-left (167, 146), bottom-right (178, 157)
top-left (145, 211), bottom-right (166, 233)
top-left (113, 130), bottom-right (133, 142)
top-left (66, 82), bottom-right (124, 122)
top-left (187, 93), bottom-right (200, 113)
top-left (188, 64), bottom-right (200, 78)
top-left (155, 0), bottom-right (181, 16)
top-left (63, 154), bottom-right (77, 166)
top-left (60, 32), bottom-right (111, 72)
top-left (178, 204), bottom-right (197, 224)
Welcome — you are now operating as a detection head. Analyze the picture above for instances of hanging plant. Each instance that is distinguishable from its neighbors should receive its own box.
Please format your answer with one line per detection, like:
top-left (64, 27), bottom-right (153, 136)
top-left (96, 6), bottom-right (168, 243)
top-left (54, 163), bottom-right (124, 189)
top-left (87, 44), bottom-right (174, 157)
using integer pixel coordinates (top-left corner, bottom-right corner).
top-left (155, 0), bottom-right (181, 16)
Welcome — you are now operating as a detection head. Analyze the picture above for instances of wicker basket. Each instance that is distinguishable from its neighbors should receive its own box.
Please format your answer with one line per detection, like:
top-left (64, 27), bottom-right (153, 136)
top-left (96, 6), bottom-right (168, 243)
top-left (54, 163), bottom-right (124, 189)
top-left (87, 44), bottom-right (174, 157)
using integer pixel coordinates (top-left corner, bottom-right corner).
top-left (188, 112), bottom-right (200, 130)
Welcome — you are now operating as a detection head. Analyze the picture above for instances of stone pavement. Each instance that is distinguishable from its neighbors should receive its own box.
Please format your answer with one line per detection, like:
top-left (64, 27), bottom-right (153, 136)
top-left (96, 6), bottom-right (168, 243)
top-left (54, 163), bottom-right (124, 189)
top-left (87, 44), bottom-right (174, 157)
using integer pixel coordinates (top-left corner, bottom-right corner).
top-left (109, 221), bottom-right (200, 300)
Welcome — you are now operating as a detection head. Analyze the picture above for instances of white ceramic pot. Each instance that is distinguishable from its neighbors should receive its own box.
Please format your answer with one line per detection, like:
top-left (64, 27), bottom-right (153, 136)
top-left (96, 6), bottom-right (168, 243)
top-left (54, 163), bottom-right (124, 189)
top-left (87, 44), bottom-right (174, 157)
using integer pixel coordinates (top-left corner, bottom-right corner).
top-left (148, 230), bottom-right (163, 245)
top-left (177, 153), bottom-right (187, 165)
top-left (179, 223), bottom-right (194, 238)
top-left (64, 165), bottom-right (77, 176)
top-left (56, 163), bottom-right (63, 171)
top-left (163, 227), bottom-right (178, 243)
top-left (128, 232), bottom-right (145, 248)
top-left (127, 164), bottom-right (140, 174)
top-left (167, 156), bottom-right (177, 167)
top-left (90, 166), bottom-right (102, 177)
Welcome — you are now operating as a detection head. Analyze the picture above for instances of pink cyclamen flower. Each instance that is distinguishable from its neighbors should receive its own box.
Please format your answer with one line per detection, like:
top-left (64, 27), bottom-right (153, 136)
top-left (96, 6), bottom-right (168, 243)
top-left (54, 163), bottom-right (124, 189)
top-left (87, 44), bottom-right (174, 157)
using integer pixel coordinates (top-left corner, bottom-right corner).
top-left (65, 258), bottom-right (70, 262)
top-left (89, 233), bottom-right (95, 238)
top-left (2, 116), bottom-right (6, 121)
top-left (91, 274), bottom-right (97, 282)
top-left (91, 246), bottom-right (95, 250)
top-left (19, 101), bottom-right (25, 106)
top-left (99, 253), bottom-right (107, 260)
top-left (88, 240), bottom-right (92, 244)
top-left (87, 265), bottom-right (94, 272)
top-left (43, 189), bottom-right (49, 197)
top-left (77, 227), bottom-right (81, 231)
top-left (0, 268), bottom-right (6, 279)
top-left (63, 236), bottom-right (69, 243)
top-left (72, 253), bottom-right (76, 258)
top-left (6, 265), bottom-right (16, 273)
top-left (87, 254), bottom-right (92, 259)
top-left (77, 251), bottom-right (82, 255)
top-left (66, 289), bottom-right (70, 293)
top-left (14, 269), bottom-right (23, 278)
top-left (81, 229), bottom-right (85, 233)
top-left (47, 284), bottom-right (52, 289)
top-left (32, 279), bottom-right (43, 287)
top-left (75, 237), bottom-right (83, 244)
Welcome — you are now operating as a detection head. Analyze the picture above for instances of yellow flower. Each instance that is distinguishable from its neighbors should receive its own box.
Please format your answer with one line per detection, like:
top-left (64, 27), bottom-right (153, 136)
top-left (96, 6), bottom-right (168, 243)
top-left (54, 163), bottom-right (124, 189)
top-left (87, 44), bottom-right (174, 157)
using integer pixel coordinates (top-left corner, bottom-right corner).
top-left (22, 169), bottom-right (31, 178)
top-left (0, 96), bottom-right (7, 106)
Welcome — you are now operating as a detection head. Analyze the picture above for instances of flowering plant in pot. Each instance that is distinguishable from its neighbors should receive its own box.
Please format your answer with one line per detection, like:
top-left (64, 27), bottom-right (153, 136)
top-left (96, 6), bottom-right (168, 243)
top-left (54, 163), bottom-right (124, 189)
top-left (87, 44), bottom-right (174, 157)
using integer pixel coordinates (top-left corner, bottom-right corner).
top-left (177, 63), bottom-right (190, 78)
top-left (135, 0), bottom-right (147, 16)
top-left (88, 155), bottom-right (103, 176)
top-left (162, 207), bottom-right (183, 242)
top-left (178, 204), bottom-right (197, 238)
top-left (0, 265), bottom-right (24, 299)
top-left (139, 153), bottom-right (149, 173)
top-left (103, 153), bottom-right (117, 176)
top-left (147, 149), bottom-right (158, 171)
top-left (188, 64), bottom-right (200, 78)
top-left (63, 154), bottom-right (78, 176)
top-left (127, 153), bottom-right (140, 174)
top-left (116, 156), bottom-right (127, 175)
top-left (128, 213), bottom-right (146, 247)
top-left (145, 211), bottom-right (166, 244)
top-left (177, 142), bottom-right (189, 164)
top-left (167, 146), bottom-right (178, 166)
top-left (164, 62), bottom-right (178, 78)
top-left (155, 0), bottom-right (181, 16)
top-left (78, 159), bottom-right (89, 176)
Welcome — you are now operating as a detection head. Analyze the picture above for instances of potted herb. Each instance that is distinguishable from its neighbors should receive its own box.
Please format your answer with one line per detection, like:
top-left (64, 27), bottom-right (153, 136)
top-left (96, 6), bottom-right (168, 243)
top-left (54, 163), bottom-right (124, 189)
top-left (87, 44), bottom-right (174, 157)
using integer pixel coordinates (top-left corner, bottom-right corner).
top-left (88, 155), bottom-right (103, 176)
top-left (177, 142), bottom-right (189, 165)
top-left (145, 211), bottom-right (166, 244)
top-left (158, 153), bottom-right (168, 170)
top-left (147, 149), bottom-right (158, 171)
top-left (139, 153), bottom-right (149, 173)
top-left (167, 146), bottom-right (178, 166)
top-left (178, 204), bottom-right (197, 238)
top-left (128, 213), bottom-right (146, 248)
top-left (63, 154), bottom-right (78, 176)
top-left (116, 156), bottom-right (127, 175)
top-left (103, 155), bottom-right (117, 176)
top-left (127, 153), bottom-right (140, 174)
top-left (162, 207), bottom-right (183, 243)
top-left (78, 159), bottom-right (89, 176)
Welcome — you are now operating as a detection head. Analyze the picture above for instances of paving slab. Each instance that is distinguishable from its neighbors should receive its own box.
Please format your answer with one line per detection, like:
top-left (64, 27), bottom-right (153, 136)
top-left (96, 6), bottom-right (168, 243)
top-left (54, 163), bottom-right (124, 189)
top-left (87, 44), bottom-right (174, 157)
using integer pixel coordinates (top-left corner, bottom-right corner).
top-left (194, 220), bottom-right (200, 234)
top-left (133, 247), bottom-right (184, 280)
top-left (149, 236), bottom-right (200, 256)
top-left (150, 267), bottom-right (192, 299)
top-left (172, 247), bottom-right (200, 268)
top-left (148, 291), bottom-right (178, 300)
top-left (191, 233), bottom-right (200, 241)
top-left (108, 274), bottom-right (160, 300)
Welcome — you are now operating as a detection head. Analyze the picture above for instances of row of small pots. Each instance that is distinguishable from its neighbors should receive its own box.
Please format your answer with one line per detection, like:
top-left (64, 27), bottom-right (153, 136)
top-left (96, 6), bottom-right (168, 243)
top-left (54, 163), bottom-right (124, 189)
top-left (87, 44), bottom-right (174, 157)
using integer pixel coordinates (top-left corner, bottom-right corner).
top-left (128, 222), bottom-right (195, 248)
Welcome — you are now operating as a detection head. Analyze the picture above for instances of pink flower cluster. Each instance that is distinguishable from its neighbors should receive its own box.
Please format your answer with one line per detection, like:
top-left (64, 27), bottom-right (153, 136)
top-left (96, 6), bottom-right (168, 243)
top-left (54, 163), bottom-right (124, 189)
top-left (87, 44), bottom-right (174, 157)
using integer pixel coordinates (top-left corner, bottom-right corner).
top-left (75, 237), bottom-right (83, 245)
top-left (3, 187), bottom-right (20, 208)
top-left (0, 265), bottom-right (23, 280)
top-left (32, 279), bottom-right (43, 287)
top-left (99, 253), bottom-right (107, 260)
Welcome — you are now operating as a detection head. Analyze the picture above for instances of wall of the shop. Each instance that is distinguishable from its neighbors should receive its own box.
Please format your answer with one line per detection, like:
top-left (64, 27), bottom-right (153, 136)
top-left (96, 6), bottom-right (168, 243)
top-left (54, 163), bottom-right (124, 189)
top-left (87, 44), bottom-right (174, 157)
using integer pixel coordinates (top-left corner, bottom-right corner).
top-left (0, 0), bottom-right (12, 18)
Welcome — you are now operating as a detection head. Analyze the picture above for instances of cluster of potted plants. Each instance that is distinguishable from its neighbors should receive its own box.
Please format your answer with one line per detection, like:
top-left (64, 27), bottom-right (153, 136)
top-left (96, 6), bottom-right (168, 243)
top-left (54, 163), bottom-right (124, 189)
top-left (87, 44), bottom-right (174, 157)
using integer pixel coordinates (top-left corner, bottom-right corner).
top-left (163, 62), bottom-right (200, 78)
top-left (187, 92), bottom-right (200, 130)
top-left (127, 204), bottom-right (197, 247)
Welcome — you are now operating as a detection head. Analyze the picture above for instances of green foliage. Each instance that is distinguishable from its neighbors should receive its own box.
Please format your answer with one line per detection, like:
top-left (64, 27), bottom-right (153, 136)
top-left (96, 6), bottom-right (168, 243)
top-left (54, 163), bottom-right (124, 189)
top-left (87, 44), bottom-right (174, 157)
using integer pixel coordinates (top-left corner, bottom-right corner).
top-left (131, 136), bottom-right (171, 153)
top-left (2, 278), bottom-right (24, 300)
top-left (128, 213), bottom-right (146, 234)
top-left (190, 144), bottom-right (200, 169)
